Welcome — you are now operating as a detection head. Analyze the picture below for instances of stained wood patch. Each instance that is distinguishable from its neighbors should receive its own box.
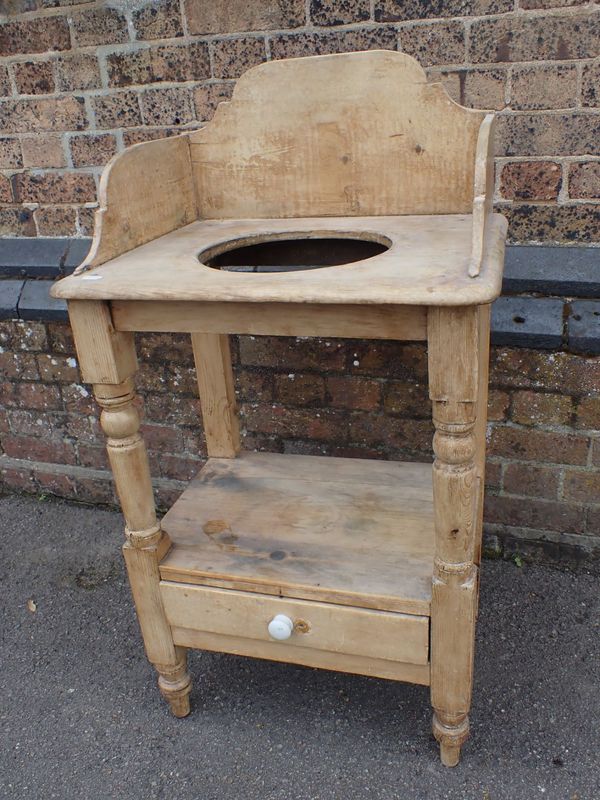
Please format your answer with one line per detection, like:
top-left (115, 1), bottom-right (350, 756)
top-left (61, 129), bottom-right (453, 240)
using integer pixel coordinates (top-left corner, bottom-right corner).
top-left (159, 452), bottom-right (435, 615)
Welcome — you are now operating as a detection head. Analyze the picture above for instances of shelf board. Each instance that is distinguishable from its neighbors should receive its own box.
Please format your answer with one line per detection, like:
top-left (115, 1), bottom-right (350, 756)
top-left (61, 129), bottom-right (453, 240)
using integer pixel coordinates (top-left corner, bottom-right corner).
top-left (159, 452), bottom-right (434, 615)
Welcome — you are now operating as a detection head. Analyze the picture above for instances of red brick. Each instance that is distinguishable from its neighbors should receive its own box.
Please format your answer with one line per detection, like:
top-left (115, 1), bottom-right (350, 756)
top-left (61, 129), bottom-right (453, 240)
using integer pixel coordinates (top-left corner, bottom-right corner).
top-left (575, 396), bottom-right (600, 429)
top-left (141, 423), bottom-right (184, 453)
top-left (0, 16), bottom-right (70, 57)
top-left (2, 434), bottom-right (76, 465)
top-left (7, 408), bottom-right (66, 439)
top-left (47, 322), bottom-right (75, 354)
top-left (78, 207), bottom-right (96, 236)
top-left (32, 469), bottom-right (77, 498)
top-left (489, 426), bottom-right (589, 465)
top-left (13, 60), bottom-right (55, 95)
top-left (497, 113), bottom-right (600, 158)
top-left (36, 353), bottom-right (79, 383)
top-left (56, 53), bottom-right (102, 92)
top-left (133, 0), bottom-right (184, 40)
top-left (13, 320), bottom-right (47, 350)
top-left (569, 162), bottom-right (600, 200)
top-left (0, 466), bottom-right (35, 492)
top-left (243, 404), bottom-right (346, 442)
top-left (469, 12), bottom-right (600, 63)
top-left (77, 445), bottom-right (109, 470)
top-left (426, 67), bottom-right (461, 103)
top-left (488, 390), bottom-right (510, 422)
top-left (159, 454), bottom-right (202, 482)
top-left (143, 393), bottom-right (201, 426)
top-left (0, 138), bottom-right (22, 168)
top-left (14, 172), bottom-right (96, 204)
top-left (499, 162), bottom-right (562, 201)
top-left (70, 134), bottom-right (117, 168)
top-left (484, 460), bottom-right (502, 489)
top-left (239, 336), bottom-right (346, 372)
top-left (92, 91), bottom-right (142, 129)
top-left (399, 21), bottom-right (465, 67)
top-left (327, 376), bottom-right (381, 411)
top-left (510, 390), bottom-right (572, 426)
top-left (563, 470), bottom-right (600, 503)
top-left (351, 342), bottom-right (428, 381)
top-left (274, 373), bottom-right (326, 406)
top-left (3, 381), bottom-right (62, 410)
top-left (586, 506), bottom-right (600, 535)
top-left (237, 369), bottom-right (273, 403)
top-left (484, 494), bottom-right (584, 534)
top-left (122, 127), bottom-right (180, 146)
top-left (490, 348), bottom-right (600, 395)
top-left (0, 97), bottom-right (87, 134)
top-left (74, 477), bottom-right (116, 505)
top-left (463, 68), bottom-right (506, 110)
top-left (311, 0), bottom-right (370, 25)
top-left (140, 87), bottom-right (194, 126)
top-left (383, 380), bottom-right (430, 417)
top-left (0, 174), bottom-right (12, 203)
top-left (21, 134), bottom-right (66, 168)
top-left (61, 383), bottom-right (96, 415)
top-left (72, 6), bottom-right (128, 47)
top-left (511, 64), bottom-right (577, 111)
top-left (502, 203), bottom-right (600, 244)
top-left (212, 36), bottom-right (267, 80)
top-left (194, 83), bottom-right (234, 121)
top-left (34, 206), bottom-right (77, 236)
top-left (107, 42), bottom-right (210, 88)
top-left (349, 412), bottom-right (434, 453)
top-left (270, 26), bottom-right (397, 61)
top-left (503, 463), bottom-right (560, 499)
top-left (185, 0), bottom-right (305, 34)
top-left (0, 351), bottom-right (39, 380)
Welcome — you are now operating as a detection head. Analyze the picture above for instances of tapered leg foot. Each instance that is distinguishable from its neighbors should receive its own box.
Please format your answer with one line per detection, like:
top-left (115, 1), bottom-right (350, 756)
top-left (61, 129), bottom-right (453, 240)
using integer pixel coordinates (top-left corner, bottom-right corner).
top-left (432, 713), bottom-right (469, 768)
top-left (157, 648), bottom-right (192, 718)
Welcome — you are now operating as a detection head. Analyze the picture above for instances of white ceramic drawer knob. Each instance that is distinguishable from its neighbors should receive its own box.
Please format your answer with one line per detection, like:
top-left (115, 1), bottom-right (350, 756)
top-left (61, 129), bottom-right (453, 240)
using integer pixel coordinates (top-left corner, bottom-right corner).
top-left (268, 614), bottom-right (294, 641)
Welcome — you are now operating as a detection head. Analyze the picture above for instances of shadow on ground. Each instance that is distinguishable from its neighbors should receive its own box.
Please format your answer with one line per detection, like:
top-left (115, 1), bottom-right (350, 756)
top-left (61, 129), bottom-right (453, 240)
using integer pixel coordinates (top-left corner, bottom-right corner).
top-left (1, 494), bottom-right (598, 800)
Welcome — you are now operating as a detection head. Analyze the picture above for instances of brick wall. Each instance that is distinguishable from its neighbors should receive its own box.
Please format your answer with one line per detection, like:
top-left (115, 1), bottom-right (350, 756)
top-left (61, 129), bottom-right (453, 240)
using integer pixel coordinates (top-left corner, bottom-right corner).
top-left (1, 319), bottom-right (599, 561)
top-left (0, 0), bottom-right (599, 241)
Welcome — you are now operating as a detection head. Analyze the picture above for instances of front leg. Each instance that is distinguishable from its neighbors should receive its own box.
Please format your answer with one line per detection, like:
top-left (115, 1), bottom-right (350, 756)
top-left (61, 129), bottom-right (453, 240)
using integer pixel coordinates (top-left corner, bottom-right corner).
top-left (428, 306), bottom-right (482, 766)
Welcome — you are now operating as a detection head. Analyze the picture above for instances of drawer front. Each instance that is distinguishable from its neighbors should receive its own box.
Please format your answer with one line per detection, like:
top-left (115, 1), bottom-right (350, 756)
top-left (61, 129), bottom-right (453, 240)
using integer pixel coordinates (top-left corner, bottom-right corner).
top-left (160, 581), bottom-right (429, 666)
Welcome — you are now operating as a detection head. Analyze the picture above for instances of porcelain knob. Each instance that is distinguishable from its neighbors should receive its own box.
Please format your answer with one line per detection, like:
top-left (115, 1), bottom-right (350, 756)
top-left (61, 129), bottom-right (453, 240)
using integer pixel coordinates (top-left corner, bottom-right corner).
top-left (268, 614), bottom-right (294, 641)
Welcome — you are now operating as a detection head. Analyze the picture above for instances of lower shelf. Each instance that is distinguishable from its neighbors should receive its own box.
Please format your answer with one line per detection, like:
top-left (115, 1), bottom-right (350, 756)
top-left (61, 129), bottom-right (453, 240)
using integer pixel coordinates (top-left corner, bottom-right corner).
top-left (159, 451), bottom-right (435, 615)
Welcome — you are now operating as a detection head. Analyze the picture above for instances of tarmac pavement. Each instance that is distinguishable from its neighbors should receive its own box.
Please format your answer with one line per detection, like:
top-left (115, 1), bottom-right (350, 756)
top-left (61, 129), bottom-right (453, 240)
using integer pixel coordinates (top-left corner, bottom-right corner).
top-left (1, 493), bottom-right (598, 800)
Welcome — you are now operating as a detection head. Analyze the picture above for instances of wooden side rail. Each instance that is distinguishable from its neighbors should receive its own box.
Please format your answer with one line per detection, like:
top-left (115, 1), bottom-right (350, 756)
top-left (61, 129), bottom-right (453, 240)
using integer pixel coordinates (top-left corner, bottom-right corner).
top-left (469, 114), bottom-right (496, 279)
top-left (75, 135), bottom-right (197, 274)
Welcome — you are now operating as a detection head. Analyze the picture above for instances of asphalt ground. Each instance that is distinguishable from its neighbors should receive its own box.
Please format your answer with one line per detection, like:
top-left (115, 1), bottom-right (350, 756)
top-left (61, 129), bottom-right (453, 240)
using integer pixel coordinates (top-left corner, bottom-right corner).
top-left (1, 493), bottom-right (598, 800)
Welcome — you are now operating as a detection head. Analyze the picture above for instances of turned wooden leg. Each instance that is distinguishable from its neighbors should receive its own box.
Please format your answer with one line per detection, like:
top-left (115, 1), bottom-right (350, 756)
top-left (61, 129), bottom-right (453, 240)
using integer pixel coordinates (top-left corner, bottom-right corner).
top-left (68, 300), bottom-right (192, 717)
top-left (428, 306), bottom-right (484, 767)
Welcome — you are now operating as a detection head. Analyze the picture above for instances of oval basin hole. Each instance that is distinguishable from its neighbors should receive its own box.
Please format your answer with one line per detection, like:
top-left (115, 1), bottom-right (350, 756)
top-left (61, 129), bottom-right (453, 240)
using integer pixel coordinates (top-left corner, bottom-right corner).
top-left (201, 236), bottom-right (390, 273)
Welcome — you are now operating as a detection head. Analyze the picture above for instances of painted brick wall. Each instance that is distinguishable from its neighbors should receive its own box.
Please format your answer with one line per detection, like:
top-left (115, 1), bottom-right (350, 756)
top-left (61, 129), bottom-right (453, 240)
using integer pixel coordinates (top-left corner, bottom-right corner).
top-left (0, 0), bottom-right (599, 242)
top-left (1, 319), bottom-right (599, 561)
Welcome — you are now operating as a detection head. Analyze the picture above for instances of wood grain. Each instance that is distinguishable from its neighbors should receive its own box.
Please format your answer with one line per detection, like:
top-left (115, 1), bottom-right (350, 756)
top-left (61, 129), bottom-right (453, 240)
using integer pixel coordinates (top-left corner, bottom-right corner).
top-left (159, 452), bottom-right (435, 615)
top-left (191, 333), bottom-right (240, 458)
top-left (189, 50), bottom-right (485, 219)
top-left (111, 300), bottom-right (427, 340)
top-left (75, 134), bottom-right (196, 271)
top-left (160, 582), bottom-right (429, 665)
top-left (53, 214), bottom-right (507, 307)
top-left (171, 628), bottom-right (430, 685)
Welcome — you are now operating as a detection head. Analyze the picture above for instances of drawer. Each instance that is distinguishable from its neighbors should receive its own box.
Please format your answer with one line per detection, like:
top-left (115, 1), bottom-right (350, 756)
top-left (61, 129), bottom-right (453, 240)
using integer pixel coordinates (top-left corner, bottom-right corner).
top-left (160, 581), bottom-right (429, 666)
